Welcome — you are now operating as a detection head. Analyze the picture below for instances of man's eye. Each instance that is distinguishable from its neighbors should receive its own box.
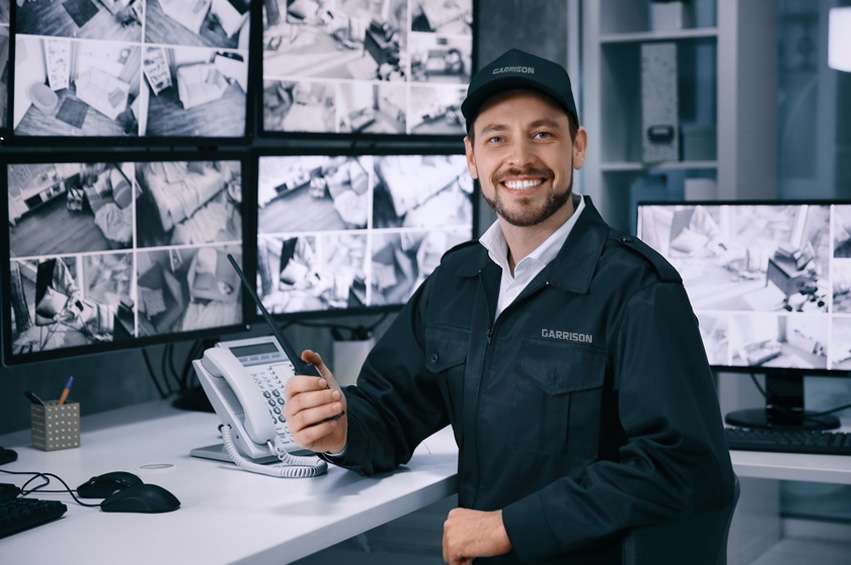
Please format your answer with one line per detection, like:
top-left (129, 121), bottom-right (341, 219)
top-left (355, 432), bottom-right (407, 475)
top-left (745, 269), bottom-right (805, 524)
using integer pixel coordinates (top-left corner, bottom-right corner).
top-left (533, 131), bottom-right (553, 140)
top-left (487, 136), bottom-right (503, 144)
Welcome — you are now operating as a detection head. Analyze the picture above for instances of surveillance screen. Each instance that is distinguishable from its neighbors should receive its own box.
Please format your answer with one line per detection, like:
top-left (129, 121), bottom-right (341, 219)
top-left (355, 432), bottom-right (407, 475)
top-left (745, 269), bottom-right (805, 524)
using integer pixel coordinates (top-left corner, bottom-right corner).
top-left (257, 153), bottom-right (473, 314)
top-left (5, 159), bottom-right (244, 358)
top-left (637, 203), bottom-right (851, 371)
top-left (262, 0), bottom-right (472, 136)
top-left (12, 0), bottom-right (250, 138)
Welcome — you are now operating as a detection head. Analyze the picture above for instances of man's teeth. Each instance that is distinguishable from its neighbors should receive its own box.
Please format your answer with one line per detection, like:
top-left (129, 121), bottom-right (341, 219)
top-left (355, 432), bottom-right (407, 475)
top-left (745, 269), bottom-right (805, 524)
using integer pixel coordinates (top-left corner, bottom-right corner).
top-left (503, 179), bottom-right (543, 190)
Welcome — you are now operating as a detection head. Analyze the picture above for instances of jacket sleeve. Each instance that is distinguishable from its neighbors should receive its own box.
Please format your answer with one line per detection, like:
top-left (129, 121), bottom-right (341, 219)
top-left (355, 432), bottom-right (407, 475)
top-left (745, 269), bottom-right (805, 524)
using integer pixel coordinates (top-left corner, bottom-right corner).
top-left (501, 281), bottom-right (736, 562)
top-left (322, 273), bottom-right (449, 475)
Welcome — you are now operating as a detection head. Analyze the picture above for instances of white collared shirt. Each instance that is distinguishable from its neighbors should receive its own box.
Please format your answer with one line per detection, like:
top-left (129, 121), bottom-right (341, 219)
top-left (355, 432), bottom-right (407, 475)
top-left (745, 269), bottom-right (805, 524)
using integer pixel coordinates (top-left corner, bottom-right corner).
top-left (479, 194), bottom-right (586, 320)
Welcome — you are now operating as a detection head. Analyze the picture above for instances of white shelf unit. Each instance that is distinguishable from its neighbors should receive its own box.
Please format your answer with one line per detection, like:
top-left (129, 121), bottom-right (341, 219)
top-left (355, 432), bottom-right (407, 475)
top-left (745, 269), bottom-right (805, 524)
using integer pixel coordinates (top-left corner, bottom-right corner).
top-left (599, 27), bottom-right (719, 44)
top-left (581, 0), bottom-right (779, 232)
top-left (600, 160), bottom-right (719, 173)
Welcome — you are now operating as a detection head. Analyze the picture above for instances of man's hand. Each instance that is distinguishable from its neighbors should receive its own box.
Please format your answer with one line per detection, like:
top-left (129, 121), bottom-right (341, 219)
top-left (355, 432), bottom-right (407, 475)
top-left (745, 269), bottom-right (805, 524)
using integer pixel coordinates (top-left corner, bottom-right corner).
top-left (283, 350), bottom-right (347, 454)
top-left (442, 508), bottom-right (512, 565)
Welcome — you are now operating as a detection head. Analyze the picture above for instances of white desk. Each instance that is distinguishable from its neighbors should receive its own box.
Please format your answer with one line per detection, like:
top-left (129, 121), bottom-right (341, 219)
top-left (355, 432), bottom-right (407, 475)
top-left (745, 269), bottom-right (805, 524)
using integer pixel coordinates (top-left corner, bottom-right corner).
top-left (0, 401), bottom-right (458, 565)
top-left (731, 450), bottom-right (851, 485)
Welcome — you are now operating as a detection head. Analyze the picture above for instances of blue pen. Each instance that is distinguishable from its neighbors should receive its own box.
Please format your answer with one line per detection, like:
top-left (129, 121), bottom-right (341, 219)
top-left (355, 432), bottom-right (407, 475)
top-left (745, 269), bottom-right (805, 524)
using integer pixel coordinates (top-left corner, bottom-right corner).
top-left (58, 376), bottom-right (74, 405)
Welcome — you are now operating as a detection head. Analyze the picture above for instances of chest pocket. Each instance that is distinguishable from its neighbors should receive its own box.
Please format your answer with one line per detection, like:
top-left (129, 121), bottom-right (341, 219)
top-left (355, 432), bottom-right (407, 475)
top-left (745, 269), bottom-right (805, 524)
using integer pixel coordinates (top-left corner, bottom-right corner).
top-left (425, 325), bottom-right (469, 440)
top-left (512, 340), bottom-right (606, 456)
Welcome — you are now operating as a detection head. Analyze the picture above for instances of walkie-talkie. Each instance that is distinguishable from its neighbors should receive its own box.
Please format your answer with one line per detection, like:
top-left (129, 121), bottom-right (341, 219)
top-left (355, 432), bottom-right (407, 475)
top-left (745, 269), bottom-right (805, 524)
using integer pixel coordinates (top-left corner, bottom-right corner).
top-left (225, 255), bottom-right (344, 401)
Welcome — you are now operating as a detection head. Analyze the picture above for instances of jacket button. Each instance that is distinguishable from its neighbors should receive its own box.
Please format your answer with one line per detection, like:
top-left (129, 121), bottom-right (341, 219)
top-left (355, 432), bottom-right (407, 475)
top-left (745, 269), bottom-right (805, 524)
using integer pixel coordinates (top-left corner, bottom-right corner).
top-left (620, 235), bottom-right (633, 243)
top-left (430, 353), bottom-right (439, 363)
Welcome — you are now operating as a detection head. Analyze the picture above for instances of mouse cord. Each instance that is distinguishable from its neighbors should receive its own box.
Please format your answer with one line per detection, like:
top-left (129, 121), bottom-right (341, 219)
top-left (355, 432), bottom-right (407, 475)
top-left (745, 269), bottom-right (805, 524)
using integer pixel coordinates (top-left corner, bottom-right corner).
top-left (220, 425), bottom-right (327, 479)
top-left (0, 469), bottom-right (102, 507)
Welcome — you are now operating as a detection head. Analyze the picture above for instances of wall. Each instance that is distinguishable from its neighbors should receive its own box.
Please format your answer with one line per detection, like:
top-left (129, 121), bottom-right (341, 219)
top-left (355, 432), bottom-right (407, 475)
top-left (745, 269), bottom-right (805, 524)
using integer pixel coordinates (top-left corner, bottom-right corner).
top-left (0, 1), bottom-right (572, 435)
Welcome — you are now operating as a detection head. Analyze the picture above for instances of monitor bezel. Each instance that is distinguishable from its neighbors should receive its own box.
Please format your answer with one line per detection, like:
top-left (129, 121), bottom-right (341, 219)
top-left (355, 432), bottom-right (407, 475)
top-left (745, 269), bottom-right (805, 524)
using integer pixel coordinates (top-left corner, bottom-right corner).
top-left (635, 198), bottom-right (851, 378)
top-left (249, 143), bottom-right (479, 322)
top-left (5, 1), bottom-right (257, 146)
top-left (0, 21), bottom-right (9, 141)
top-left (256, 0), bottom-right (478, 143)
top-left (1, 150), bottom-right (253, 366)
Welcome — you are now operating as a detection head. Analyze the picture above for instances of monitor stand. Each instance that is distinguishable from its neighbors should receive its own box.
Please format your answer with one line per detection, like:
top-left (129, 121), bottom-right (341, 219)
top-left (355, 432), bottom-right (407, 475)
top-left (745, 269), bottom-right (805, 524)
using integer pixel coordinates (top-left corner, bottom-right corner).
top-left (724, 371), bottom-right (840, 431)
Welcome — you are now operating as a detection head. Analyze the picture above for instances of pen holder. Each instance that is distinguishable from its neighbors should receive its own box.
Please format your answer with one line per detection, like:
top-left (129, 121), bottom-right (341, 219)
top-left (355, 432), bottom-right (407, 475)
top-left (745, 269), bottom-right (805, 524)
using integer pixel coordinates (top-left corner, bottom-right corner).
top-left (31, 402), bottom-right (80, 451)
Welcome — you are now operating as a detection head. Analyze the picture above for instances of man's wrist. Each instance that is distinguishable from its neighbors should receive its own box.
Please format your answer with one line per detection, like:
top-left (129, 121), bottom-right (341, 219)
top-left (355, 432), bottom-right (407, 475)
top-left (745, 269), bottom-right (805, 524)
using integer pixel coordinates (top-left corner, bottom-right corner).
top-left (494, 510), bottom-right (512, 554)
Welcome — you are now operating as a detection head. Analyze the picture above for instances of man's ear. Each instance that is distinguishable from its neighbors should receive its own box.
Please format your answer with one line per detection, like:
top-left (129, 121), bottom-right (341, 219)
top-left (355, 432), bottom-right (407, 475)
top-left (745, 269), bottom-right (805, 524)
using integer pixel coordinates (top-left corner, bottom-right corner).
top-left (464, 135), bottom-right (478, 179)
top-left (572, 127), bottom-right (588, 170)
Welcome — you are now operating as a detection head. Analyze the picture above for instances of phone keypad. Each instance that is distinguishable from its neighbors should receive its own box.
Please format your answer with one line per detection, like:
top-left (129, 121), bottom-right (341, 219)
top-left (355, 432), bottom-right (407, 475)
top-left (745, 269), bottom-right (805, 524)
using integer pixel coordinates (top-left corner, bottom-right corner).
top-left (249, 363), bottom-right (293, 433)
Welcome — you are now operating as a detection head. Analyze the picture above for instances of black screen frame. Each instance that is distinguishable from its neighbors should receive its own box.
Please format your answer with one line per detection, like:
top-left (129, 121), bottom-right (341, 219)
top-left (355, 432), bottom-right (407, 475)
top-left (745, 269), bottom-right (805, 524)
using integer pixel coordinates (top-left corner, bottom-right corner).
top-left (0, 19), bottom-right (9, 142)
top-left (256, 0), bottom-right (478, 143)
top-left (1, 149), bottom-right (253, 366)
top-left (249, 142), bottom-right (478, 322)
top-left (636, 198), bottom-right (851, 379)
top-left (5, 0), bottom-right (257, 146)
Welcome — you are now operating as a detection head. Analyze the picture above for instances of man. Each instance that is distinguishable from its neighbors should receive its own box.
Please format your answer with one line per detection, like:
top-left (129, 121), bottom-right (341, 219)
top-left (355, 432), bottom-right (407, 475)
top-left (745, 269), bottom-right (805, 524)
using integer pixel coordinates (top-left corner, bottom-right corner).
top-left (285, 49), bottom-right (735, 564)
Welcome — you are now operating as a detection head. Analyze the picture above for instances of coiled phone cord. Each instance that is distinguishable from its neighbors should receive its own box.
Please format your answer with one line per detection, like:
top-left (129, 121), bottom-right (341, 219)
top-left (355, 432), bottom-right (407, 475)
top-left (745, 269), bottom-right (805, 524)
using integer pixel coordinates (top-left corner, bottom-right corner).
top-left (220, 425), bottom-right (327, 478)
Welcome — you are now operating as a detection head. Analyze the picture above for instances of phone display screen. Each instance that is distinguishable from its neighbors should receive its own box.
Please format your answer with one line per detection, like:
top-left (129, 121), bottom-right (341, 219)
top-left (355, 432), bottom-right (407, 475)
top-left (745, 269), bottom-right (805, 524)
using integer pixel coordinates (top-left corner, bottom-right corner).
top-left (229, 343), bottom-right (280, 358)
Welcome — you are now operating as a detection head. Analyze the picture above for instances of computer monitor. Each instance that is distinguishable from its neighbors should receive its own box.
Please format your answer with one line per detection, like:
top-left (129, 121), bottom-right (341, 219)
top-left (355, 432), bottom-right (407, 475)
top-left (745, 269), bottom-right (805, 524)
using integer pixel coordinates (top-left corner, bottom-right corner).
top-left (637, 201), bottom-right (850, 430)
top-left (261, 0), bottom-right (474, 137)
top-left (12, 0), bottom-right (251, 140)
top-left (2, 154), bottom-right (248, 364)
top-left (254, 150), bottom-right (475, 315)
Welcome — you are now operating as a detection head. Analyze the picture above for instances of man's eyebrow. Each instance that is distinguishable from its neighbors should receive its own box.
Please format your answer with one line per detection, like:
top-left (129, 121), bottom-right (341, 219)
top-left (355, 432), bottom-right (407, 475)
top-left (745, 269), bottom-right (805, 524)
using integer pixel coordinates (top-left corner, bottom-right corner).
top-left (527, 118), bottom-right (562, 129)
top-left (478, 123), bottom-right (510, 135)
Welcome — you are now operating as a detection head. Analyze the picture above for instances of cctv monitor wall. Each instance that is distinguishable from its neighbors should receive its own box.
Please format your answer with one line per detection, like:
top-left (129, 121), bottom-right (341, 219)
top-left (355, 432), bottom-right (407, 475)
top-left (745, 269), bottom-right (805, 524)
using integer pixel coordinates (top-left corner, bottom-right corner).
top-left (2, 155), bottom-right (247, 364)
top-left (12, 0), bottom-right (251, 139)
top-left (262, 0), bottom-right (473, 137)
top-left (636, 202), bottom-right (851, 373)
top-left (256, 151), bottom-right (475, 315)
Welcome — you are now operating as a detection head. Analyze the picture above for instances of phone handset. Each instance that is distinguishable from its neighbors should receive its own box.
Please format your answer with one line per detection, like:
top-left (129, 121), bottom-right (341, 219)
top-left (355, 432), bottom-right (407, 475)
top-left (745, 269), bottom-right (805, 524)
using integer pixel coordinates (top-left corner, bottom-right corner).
top-left (202, 348), bottom-right (274, 445)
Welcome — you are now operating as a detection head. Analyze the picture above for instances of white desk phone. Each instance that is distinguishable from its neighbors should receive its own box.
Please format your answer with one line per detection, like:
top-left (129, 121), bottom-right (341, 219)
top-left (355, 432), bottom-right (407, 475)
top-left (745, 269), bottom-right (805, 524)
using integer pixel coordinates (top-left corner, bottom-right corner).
top-left (191, 255), bottom-right (343, 478)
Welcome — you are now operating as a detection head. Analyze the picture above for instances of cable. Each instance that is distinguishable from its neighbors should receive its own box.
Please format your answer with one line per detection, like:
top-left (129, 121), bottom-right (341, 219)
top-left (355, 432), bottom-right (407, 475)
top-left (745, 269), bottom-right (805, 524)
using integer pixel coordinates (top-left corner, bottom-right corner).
top-left (747, 373), bottom-right (851, 421)
top-left (161, 344), bottom-right (179, 393)
top-left (142, 348), bottom-right (168, 398)
top-left (20, 473), bottom-right (50, 494)
top-left (220, 425), bottom-right (326, 478)
top-left (181, 339), bottom-right (209, 390)
top-left (0, 469), bottom-right (102, 507)
top-left (285, 312), bottom-right (391, 338)
top-left (167, 344), bottom-right (181, 390)
top-left (180, 339), bottom-right (201, 390)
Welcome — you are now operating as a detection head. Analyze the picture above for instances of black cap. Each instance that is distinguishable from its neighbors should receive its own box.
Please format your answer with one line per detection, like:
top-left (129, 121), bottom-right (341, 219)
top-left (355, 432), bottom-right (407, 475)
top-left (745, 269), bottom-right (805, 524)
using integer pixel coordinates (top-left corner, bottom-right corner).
top-left (461, 49), bottom-right (579, 132)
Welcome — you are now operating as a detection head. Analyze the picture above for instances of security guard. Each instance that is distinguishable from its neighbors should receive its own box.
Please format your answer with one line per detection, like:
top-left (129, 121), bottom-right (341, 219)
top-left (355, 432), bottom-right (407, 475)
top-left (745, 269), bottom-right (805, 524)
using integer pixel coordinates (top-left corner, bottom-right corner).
top-left (285, 49), bottom-right (736, 564)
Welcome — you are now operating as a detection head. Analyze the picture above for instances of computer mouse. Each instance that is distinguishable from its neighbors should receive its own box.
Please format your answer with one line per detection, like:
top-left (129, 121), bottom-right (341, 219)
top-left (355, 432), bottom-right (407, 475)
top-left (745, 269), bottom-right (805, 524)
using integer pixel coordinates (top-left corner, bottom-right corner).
top-left (76, 471), bottom-right (143, 499)
top-left (100, 484), bottom-right (180, 514)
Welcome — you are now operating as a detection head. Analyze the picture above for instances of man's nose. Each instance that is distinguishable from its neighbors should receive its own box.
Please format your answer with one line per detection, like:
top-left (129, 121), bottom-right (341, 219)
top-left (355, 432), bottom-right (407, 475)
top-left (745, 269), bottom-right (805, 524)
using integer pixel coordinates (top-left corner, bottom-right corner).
top-left (506, 138), bottom-right (535, 170)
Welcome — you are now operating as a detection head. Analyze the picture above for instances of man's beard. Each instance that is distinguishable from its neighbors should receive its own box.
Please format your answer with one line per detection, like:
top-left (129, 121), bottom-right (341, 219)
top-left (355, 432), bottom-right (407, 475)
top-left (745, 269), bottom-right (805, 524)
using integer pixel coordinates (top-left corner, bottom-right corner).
top-left (482, 166), bottom-right (574, 228)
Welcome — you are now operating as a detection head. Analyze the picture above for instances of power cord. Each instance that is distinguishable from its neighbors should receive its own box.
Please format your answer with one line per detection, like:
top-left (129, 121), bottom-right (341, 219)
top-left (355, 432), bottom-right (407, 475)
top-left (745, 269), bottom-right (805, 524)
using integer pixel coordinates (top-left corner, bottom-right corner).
top-left (161, 344), bottom-right (180, 393)
top-left (142, 348), bottom-right (169, 399)
top-left (280, 312), bottom-right (391, 338)
top-left (0, 469), bottom-right (102, 507)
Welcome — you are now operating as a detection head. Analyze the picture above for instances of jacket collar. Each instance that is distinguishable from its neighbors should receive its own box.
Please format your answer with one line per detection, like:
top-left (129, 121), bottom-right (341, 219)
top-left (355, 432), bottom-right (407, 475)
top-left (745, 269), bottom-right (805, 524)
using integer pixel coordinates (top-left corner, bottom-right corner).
top-left (457, 195), bottom-right (609, 295)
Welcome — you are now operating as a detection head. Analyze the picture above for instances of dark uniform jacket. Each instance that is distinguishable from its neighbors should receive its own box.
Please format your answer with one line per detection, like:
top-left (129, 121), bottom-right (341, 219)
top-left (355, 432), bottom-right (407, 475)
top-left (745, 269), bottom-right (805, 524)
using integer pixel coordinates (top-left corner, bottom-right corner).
top-left (328, 196), bottom-right (736, 564)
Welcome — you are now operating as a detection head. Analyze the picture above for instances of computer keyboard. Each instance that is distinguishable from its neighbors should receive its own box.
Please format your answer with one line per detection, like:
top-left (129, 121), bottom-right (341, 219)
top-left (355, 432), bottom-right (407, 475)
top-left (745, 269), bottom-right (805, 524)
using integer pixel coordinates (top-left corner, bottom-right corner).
top-left (725, 427), bottom-right (851, 455)
top-left (0, 497), bottom-right (68, 539)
